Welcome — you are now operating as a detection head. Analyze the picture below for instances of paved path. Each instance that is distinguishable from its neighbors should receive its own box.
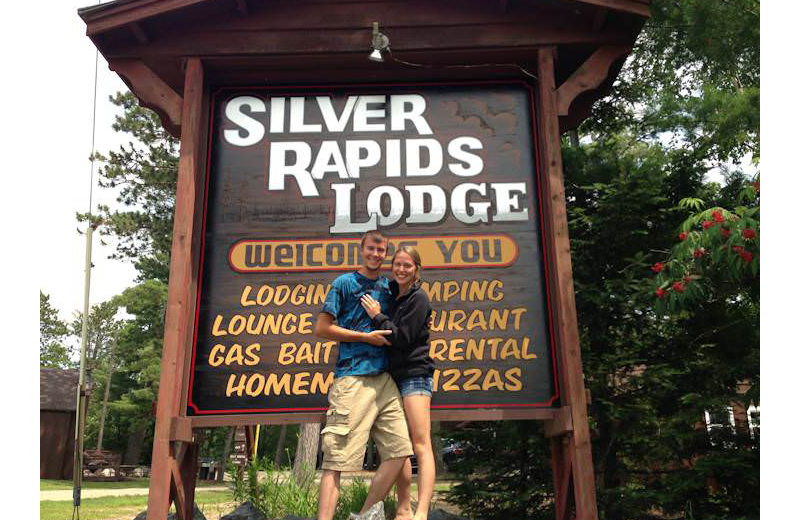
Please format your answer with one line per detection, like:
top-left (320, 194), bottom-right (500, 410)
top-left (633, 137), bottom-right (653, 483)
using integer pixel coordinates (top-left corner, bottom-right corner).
top-left (41, 486), bottom-right (229, 501)
top-left (39, 471), bottom-right (369, 501)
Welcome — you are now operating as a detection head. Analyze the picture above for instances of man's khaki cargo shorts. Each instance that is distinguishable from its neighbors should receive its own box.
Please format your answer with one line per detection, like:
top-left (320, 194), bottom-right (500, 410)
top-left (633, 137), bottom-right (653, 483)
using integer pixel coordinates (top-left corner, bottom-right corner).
top-left (321, 373), bottom-right (413, 472)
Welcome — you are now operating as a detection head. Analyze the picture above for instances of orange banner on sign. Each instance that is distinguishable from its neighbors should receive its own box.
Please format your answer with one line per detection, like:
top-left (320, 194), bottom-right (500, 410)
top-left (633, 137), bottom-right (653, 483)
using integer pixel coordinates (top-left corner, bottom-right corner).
top-left (228, 234), bottom-right (519, 273)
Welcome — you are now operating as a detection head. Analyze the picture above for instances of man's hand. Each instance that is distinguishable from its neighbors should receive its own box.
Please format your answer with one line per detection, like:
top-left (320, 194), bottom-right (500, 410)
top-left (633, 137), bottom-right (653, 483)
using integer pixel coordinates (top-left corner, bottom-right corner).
top-left (360, 294), bottom-right (382, 318)
top-left (363, 329), bottom-right (391, 346)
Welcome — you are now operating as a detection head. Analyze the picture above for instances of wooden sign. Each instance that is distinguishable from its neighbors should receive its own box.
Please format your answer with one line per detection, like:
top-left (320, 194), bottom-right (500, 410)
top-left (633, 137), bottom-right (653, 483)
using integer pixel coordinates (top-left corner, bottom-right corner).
top-left (186, 82), bottom-right (558, 417)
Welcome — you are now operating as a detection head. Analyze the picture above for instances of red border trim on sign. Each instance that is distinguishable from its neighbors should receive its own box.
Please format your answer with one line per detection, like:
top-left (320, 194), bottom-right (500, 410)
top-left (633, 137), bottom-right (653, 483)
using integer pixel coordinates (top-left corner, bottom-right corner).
top-left (187, 80), bottom-right (560, 415)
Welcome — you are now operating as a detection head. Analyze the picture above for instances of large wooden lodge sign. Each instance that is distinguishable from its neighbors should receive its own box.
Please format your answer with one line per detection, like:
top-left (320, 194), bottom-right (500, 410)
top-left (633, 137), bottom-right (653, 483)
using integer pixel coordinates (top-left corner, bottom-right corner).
top-left (190, 82), bottom-right (558, 415)
top-left (80, 0), bottom-right (649, 518)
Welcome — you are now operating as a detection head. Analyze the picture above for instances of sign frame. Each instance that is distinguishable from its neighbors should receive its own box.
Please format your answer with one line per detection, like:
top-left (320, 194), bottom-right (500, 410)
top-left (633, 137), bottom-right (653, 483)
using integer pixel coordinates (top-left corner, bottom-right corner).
top-left (146, 49), bottom-right (602, 520)
top-left (181, 79), bottom-right (562, 421)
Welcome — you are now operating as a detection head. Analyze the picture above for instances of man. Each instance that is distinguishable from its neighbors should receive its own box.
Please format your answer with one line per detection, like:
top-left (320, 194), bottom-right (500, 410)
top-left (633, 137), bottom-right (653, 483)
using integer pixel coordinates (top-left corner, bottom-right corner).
top-left (315, 230), bottom-right (413, 520)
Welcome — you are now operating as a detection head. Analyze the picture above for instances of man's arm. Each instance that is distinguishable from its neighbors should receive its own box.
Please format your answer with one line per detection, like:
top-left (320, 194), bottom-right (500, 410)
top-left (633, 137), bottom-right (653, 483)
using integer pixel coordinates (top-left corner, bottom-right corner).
top-left (315, 312), bottom-right (391, 346)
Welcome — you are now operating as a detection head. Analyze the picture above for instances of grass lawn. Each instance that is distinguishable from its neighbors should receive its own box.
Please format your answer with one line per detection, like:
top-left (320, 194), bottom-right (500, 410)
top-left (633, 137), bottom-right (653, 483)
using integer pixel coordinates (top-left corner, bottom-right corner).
top-left (41, 478), bottom-right (226, 491)
top-left (40, 490), bottom-right (236, 520)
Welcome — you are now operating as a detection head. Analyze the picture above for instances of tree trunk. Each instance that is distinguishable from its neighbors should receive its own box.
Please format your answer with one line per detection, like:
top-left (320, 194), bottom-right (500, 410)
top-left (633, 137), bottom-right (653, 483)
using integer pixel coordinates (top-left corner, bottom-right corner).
top-left (568, 129), bottom-right (580, 148)
top-left (124, 424), bottom-right (146, 464)
top-left (96, 369), bottom-right (113, 452)
top-left (217, 426), bottom-right (235, 483)
top-left (293, 423), bottom-right (320, 483)
top-left (274, 424), bottom-right (288, 468)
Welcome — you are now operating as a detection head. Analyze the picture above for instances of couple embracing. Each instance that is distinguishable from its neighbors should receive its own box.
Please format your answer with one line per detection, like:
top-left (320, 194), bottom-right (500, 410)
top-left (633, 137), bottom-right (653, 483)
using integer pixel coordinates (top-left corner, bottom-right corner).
top-left (314, 230), bottom-right (435, 520)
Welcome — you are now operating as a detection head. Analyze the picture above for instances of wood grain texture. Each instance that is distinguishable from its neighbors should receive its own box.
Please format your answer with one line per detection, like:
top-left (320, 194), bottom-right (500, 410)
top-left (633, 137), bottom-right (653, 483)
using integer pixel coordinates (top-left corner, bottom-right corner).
top-left (556, 45), bottom-right (632, 116)
top-left (147, 58), bottom-right (204, 520)
top-left (537, 47), bottom-right (599, 518)
top-left (108, 59), bottom-right (182, 136)
top-left (564, 0), bottom-right (650, 17)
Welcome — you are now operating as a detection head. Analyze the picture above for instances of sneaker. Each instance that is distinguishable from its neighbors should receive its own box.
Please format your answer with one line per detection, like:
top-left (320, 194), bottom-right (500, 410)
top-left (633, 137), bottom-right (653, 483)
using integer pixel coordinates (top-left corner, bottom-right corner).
top-left (348, 500), bottom-right (385, 520)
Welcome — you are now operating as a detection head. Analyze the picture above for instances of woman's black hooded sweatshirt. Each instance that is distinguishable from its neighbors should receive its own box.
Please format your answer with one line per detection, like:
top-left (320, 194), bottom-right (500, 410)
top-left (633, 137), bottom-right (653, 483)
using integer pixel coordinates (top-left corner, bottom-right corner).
top-left (371, 280), bottom-right (434, 382)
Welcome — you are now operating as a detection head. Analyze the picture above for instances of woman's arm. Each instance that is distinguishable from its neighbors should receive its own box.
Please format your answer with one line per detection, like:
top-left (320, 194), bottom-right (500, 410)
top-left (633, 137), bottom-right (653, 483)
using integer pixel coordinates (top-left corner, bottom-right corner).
top-left (314, 312), bottom-right (391, 346)
top-left (361, 293), bottom-right (431, 350)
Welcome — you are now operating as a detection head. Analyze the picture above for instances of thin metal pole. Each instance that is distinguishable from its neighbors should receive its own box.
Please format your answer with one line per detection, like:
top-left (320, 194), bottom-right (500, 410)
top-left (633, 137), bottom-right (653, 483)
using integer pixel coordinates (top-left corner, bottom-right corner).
top-left (73, 225), bottom-right (94, 513)
top-left (253, 424), bottom-right (261, 458)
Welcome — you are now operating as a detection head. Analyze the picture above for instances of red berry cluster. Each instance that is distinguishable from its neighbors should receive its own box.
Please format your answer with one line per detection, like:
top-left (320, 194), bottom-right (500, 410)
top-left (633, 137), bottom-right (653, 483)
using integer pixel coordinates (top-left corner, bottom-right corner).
top-left (654, 275), bottom-right (692, 299)
top-left (732, 245), bottom-right (753, 263)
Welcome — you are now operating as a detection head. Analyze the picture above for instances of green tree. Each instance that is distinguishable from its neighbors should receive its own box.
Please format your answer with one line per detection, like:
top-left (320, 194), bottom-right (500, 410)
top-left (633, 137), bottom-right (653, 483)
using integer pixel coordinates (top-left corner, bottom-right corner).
top-left (650, 175), bottom-right (759, 312)
top-left (447, 139), bottom-right (758, 519)
top-left (40, 291), bottom-right (72, 368)
top-left (109, 280), bottom-right (168, 463)
top-left (77, 90), bottom-right (179, 462)
top-left (70, 299), bottom-right (122, 370)
top-left (79, 91), bottom-right (179, 282)
top-left (74, 298), bottom-right (124, 454)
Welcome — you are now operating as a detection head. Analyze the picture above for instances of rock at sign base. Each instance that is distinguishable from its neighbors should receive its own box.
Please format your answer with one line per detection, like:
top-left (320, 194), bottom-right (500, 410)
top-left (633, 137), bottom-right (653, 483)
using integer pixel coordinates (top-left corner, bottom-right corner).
top-left (133, 502), bottom-right (208, 520)
top-left (428, 510), bottom-right (470, 520)
top-left (220, 501), bottom-right (267, 520)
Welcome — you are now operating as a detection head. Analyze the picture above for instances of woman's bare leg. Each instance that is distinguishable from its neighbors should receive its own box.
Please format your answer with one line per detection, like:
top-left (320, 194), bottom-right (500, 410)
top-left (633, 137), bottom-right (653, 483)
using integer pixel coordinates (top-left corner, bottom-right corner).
top-left (403, 395), bottom-right (434, 520)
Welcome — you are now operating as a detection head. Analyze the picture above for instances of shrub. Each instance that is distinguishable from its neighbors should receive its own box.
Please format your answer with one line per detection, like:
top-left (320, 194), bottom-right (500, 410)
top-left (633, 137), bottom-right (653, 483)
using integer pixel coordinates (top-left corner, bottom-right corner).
top-left (230, 457), bottom-right (397, 519)
top-left (334, 477), bottom-right (397, 520)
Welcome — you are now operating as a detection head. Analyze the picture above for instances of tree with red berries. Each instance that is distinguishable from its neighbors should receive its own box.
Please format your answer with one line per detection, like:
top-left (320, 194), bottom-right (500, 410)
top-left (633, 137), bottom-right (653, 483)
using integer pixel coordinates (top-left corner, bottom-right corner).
top-left (651, 178), bottom-right (759, 313)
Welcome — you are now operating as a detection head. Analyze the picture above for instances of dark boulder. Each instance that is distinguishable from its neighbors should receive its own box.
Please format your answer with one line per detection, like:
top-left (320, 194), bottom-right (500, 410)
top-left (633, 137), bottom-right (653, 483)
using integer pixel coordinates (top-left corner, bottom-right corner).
top-left (219, 501), bottom-right (267, 520)
top-left (133, 502), bottom-right (208, 520)
top-left (428, 509), bottom-right (470, 520)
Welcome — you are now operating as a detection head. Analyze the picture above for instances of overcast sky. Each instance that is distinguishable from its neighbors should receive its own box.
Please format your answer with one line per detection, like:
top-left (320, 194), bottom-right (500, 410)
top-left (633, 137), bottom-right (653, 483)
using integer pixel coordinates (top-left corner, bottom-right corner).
top-left (31, 1), bottom-right (139, 321)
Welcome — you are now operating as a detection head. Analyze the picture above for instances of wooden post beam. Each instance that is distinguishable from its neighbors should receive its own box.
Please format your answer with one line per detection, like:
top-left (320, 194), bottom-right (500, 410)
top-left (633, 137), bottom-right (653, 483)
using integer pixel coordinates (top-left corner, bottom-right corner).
top-left (170, 416), bottom-right (193, 442)
top-left (146, 57), bottom-right (204, 520)
top-left (537, 46), bottom-right (599, 519)
top-left (564, 0), bottom-right (650, 17)
top-left (556, 45), bottom-right (632, 117)
top-left (544, 406), bottom-right (574, 438)
top-left (108, 59), bottom-right (182, 136)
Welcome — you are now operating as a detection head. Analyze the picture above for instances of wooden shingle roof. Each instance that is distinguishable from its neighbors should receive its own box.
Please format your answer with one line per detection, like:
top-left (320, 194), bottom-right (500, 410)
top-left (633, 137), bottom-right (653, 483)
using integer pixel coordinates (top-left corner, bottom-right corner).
top-left (40, 368), bottom-right (79, 412)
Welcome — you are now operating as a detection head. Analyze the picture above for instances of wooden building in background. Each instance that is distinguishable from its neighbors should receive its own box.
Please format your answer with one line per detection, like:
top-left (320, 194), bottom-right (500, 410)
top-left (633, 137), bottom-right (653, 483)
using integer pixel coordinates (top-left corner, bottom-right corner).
top-left (40, 368), bottom-right (90, 480)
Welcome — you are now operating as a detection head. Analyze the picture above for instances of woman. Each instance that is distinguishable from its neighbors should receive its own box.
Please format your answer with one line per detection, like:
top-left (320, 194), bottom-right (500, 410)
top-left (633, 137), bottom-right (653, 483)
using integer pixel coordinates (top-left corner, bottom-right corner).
top-left (360, 245), bottom-right (435, 520)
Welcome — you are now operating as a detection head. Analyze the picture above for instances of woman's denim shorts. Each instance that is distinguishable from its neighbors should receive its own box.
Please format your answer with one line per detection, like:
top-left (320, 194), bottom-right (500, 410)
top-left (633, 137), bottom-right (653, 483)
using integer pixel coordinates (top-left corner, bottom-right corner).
top-left (398, 375), bottom-right (434, 398)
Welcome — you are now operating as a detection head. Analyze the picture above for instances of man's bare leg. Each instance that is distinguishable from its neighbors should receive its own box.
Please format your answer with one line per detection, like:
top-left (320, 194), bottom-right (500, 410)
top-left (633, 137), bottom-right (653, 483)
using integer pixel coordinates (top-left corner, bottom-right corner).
top-left (318, 469), bottom-right (341, 520)
top-left (360, 457), bottom-right (408, 514)
top-left (394, 458), bottom-right (413, 519)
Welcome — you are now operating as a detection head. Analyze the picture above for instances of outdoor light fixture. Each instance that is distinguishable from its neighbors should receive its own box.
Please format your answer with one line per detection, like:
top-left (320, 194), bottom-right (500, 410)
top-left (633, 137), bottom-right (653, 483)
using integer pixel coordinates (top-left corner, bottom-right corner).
top-left (369, 22), bottom-right (390, 62)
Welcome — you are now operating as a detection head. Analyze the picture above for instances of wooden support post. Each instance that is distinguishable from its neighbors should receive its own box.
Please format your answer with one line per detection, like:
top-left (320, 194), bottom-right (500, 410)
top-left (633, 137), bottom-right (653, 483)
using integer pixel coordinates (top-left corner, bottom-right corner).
top-left (537, 46), bottom-right (599, 520)
top-left (146, 57), bottom-right (204, 520)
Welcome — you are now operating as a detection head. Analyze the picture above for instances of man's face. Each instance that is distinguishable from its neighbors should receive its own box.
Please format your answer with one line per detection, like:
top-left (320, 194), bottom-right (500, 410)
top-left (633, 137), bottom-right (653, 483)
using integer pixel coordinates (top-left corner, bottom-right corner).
top-left (361, 236), bottom-right (387, 273)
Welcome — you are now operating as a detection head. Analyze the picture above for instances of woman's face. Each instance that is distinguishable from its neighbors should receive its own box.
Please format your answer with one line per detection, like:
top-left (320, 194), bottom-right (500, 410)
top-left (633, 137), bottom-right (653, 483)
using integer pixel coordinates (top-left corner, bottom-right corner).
top-left (392, 251), bottom-right (417, 286)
